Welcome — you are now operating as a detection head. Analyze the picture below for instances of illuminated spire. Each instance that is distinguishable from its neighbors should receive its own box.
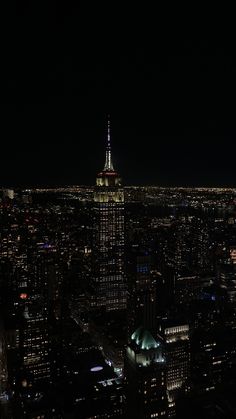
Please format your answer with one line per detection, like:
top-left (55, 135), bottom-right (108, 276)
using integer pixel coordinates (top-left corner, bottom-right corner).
top-left (103, 115), bottom-right (114, 171)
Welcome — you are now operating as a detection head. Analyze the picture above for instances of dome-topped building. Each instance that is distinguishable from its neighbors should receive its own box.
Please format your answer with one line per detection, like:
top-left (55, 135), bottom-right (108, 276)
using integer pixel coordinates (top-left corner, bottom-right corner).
top-left (128, 326), bottom-right (165, 367)
top-left (125, 325), bottom-right (168, 418)
top-left (131, 326), bottom-right (160, 350)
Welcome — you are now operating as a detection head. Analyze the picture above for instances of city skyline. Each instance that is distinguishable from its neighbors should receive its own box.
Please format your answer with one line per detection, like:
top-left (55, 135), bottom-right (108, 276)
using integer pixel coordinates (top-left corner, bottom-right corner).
top-left (1, 118), bottom-right (236, 188)
top-left (1, 116), bottom-right (236, 417)
top-left (2, 4), bottom-right (236, 419)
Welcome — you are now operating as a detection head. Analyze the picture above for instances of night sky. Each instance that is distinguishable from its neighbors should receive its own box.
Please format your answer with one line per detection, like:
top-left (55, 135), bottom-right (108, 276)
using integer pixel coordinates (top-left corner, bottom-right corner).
top-left (1, 4), bottom-right (236, 187)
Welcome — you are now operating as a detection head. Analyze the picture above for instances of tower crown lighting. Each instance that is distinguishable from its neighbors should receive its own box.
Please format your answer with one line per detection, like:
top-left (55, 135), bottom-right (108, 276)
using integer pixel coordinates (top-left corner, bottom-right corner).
top-left (103, 116), bottom-right (114, 172)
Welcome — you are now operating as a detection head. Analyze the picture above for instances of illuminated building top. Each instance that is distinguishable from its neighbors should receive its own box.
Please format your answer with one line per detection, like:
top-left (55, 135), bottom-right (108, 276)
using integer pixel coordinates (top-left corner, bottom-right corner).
top-left (103, 117), bottom-right (114, 172)
top-left (96, 117), bottom-right (121, 187)
top-left (131, 326), bottom-right (160, 350)
top-left (128, 326), bottom-right (165, 366)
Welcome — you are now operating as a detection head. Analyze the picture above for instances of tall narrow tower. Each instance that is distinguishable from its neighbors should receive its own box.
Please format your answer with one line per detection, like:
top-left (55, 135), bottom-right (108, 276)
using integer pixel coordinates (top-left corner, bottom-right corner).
top-left (93, 117), bottom-right (126, 312)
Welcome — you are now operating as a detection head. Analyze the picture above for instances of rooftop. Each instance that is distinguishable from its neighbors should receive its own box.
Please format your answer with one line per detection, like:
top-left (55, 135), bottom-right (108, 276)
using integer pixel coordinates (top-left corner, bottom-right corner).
top-left (131, 326), bottom-right (160, 350)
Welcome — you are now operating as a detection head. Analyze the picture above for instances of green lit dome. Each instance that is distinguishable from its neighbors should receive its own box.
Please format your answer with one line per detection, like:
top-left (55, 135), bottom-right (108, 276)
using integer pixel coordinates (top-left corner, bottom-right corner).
top-left (131, 326), bottom-right (159, 350)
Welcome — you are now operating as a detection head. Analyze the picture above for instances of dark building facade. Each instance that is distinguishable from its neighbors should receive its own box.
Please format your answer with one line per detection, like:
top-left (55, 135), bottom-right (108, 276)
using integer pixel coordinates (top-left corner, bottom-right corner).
top-left (127, 247), bottom-right (157, 339)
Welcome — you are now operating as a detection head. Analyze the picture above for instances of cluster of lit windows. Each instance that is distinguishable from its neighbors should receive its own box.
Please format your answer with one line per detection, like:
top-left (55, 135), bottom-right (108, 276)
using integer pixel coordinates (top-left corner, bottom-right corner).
top-left (167, 380), bottom-right (183, 390)
top-left (165, 325), bottom-right (189, 335)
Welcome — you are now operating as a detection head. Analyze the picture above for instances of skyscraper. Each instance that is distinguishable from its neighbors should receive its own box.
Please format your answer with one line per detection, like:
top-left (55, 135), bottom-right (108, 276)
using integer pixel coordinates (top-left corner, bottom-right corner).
top-left (160, 320), bottom-right (190, 417)
top-left (125, 326), bottom-right (168, 418)
top-left (127, 246), bottom-right (157, 339)
top-left (92, 118), bottom-right (126, 312)
top-left (15, 246), bottom-right (52, 388)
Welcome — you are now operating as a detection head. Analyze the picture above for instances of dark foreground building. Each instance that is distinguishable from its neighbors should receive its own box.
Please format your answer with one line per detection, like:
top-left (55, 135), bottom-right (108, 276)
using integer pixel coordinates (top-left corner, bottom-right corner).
top-left (125, 326), bottom-right (168, 419)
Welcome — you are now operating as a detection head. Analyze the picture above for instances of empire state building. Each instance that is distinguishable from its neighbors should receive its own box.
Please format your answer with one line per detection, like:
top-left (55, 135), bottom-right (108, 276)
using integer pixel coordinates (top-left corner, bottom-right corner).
top-left (93, 118), bottom-right (126, 312)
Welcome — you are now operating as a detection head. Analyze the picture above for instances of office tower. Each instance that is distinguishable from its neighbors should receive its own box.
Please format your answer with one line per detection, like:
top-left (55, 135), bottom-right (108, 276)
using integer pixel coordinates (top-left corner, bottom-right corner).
top-left (1, 188), bottom-right (14, 201)
top-left (174, 272), bottom-right (212, 305)
top-left (229, 246), bottom-right (236, 264)
top-left (0, 318), bottom-right (8, 395)
top-left (160, 320), bottom-right (190, 417)
top-left (127, 246), bottom-right (157, 338)
top-left (18, 242), bottom-right (67, 388)
top-left (218, 263), bottom-right (236, 307)
top-left (93, 118), bottom-right (126, 312)
top-left (3, 237), bottom-right (65, 391)
top-left (125, 326), bottom-right (168, 419)
top-left (16, 252), bottom-right (51, 388)
top-left (0, 265), bottom-right (8, 397)
top-left (191, 325), bottom-right (235, 395)
top-left (166, 217), bottom-right (209, 271)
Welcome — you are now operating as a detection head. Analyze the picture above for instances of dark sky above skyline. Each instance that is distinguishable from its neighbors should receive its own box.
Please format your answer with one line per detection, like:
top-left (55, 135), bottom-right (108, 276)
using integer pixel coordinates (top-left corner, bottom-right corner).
top-left (1, 4), bottom-right (236, 187)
